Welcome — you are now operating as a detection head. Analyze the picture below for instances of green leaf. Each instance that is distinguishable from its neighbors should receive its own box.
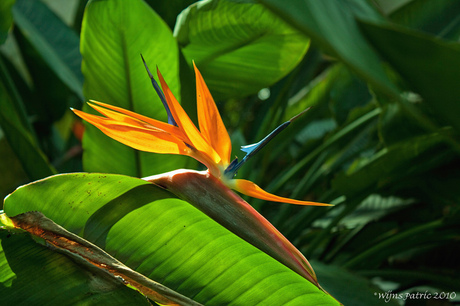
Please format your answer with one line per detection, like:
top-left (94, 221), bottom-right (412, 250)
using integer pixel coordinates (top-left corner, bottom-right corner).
top-left (377, 101), bottom-right (427, 146)
top-left (313, 261), bottom-right (400, 306)
top-left (0, 0), bottom-right (15, 44)
top-left (175, 0), bottom-right (310, 100)
top-left (147, 169), bottom-right (320, 286)
top-left (359, 21), bottom-right (460, 133)
top-left (81, 0), bottom-right (192, 177)
top-left (0, 60), bottom-right (56, 181)
top-left (145, 0), bottom-right (196, 30)
top-left (13, 27), bottom-right (72, 123)
top-left (257, 0), bottom-right (399, 96)
top-left (332, 132), bottom-right (449, 197)
top-left (12, 0), bottom-right (83, 100)
top-left (0, 230), bottom-right (151, 305)
top-left (3, 173), bottom-right (339, 305)
top-left (4, 211), bottom-right (201, 305)
top-left (0, 137), bottom-right (28, 201)
top-left (389, 0), bottom-right (460, 40)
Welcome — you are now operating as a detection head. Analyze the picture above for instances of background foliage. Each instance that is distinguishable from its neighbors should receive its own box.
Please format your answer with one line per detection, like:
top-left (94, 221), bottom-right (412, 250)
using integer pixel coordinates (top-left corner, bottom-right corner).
top-left (1, 0), bottom-right (459, 305)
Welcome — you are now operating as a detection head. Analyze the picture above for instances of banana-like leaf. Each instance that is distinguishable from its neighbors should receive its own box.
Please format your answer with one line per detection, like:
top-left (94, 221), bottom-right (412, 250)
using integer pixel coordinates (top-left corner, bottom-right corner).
top-left (2, 173), bottom-right (339, 305)
top-left (0, 229), bottom-right (151, 305)
top-left (80, 0), bottom-right (192, 177)
top-left (175, 0), bottom-right (310, 100)
top-left (257, 0), bottom-right (399, 96)
top-left (3, 211), bottom-right (201, 305)
top-left (0, 64), bottom-right (56, 180)
top-left (389, 0), bottom-right (460, 40)
top-left (0, 0), bottom-right (15, 44)
top-left (12, 0), bottom-right (83, 100)
top-left (146, 169), bottom-right (322, 287)
top-left (359, 21), bottom-right (460, 134)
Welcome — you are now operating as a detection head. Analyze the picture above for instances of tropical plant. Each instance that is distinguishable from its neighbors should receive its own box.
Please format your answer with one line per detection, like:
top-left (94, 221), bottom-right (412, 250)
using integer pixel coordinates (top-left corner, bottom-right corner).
top-left (1, 0), bottom-right (459, 305)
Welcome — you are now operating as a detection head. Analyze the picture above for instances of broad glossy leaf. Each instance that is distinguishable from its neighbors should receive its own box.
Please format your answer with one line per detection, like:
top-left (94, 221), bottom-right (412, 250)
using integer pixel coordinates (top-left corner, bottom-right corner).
top-left (146, 169), bottom-right (322, 286)
top-left (175, 0), bottom-right (310, 100)
top-left (12, 0), bottom-right (83, 100)
top-left (389, 0), bottom-right (460, 40)
top-left (3, 173), bottom-right (339, 305)
top-left (359, 21), bottom-right (460, 133)
top-left (0, 0), bottom-right (14, 44)
top-left (258, 0), bottom-right (399, 96)
top-left (0, 230), bottom-right (150, 305)
top-left (81, 0), bottom-right (192, 177)
top-left (4, 212), bottom-right (200, 305)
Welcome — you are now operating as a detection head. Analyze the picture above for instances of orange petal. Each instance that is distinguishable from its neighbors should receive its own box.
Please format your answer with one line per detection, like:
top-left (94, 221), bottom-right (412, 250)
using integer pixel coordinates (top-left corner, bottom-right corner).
top-left (72, 109), bottom-right (189, 155)
top-left (156, 68), bottom-right (221, 165)
top-left (88, 100), bottom-right (180, 136)
top-left (231, 179), bottom-right (332, 206)
top-left (194, 63), bottom-right (232, 166)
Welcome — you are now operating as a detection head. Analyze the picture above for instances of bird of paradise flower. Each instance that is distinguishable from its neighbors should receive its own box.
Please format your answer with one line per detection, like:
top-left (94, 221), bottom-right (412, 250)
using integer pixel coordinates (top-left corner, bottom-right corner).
top-left (73, 57), bottom-right (329, 207)
top-left (72, 57), bottom-right (333, 290)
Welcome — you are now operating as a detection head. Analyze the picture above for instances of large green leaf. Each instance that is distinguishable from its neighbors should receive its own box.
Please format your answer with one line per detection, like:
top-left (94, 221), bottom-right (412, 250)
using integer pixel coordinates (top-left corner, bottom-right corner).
top-left (175, 0), bottom-right (310, 100)
top-left (0, 0), bottom-right (15, 44)
top-left (0, 60), bottom-right (55, 181)
top-left (389, 0), bottom-right (460, 40)
top-left (257, 0), bottom-right (399, 96)
top-left (80, 0), bottom-right (192, 177)
top-left (2, 173), bottom-right (339, 305)
top-left (3, 211), bottom-right (201, 305)
top-left (12, 0), bottom-right (83, 100)
top-left (0, 230), bottom-right (150, 305)
top-left (359, 21), bottom-right (460, 133)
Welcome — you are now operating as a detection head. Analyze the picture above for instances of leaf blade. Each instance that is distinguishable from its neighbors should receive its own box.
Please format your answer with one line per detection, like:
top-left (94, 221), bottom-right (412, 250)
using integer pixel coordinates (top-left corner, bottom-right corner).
top-left (258, 0), bottom-right (399, 96)
top-left (3, 173), bottom-right (339, 305)
top-left (80, 0), bottom-right (192, 177)
top-left (175, 0), bottom-right (310, 100)
top-left (12, 0), bottom-right (83, 99)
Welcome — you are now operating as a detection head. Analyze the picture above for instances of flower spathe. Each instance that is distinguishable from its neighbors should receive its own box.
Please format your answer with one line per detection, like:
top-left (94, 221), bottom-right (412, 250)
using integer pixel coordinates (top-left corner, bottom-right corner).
top-left (72, 62), bottom-right (330, 207)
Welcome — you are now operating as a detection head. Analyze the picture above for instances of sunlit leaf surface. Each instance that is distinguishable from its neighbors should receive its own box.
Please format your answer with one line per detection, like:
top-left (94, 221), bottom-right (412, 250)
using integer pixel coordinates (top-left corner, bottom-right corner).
top-left (175, 0), bottom-right (310, 100)
top-left (80, 0), bottom-right (191, 177)
top-left (2, 173), bottom-right (339, 305)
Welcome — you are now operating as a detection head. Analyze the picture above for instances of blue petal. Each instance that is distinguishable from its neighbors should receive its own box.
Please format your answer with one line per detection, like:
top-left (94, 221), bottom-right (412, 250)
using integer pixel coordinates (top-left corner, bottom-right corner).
top-left (224, 107), bottom-right (311, 179)
top-left (240, 143), bottom-right (260, 154)
top-left (224, 121), bottom-right (291, 178)
top-left (241, 121), bottom-right (291, 157)
top-left (141, 55), bottom-right (177, 126)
